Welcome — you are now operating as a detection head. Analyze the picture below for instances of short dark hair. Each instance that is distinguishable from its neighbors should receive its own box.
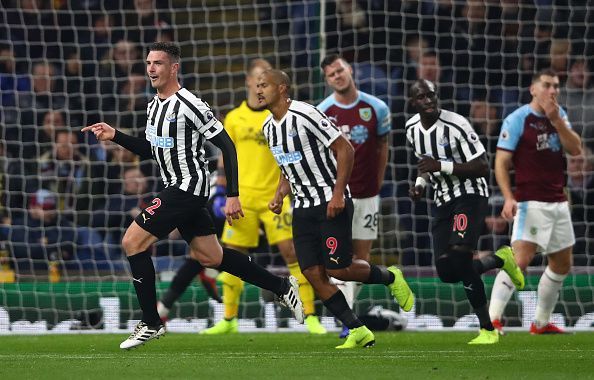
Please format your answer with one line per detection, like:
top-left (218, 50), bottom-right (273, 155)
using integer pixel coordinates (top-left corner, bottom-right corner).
top-left (149, 41), bottom-right (181, 62)
top-left (262, 69), bottom-right (292, 94)
top-left (320, 54), bottom-right (343, 70)
top-left (532, 68), bottom-right (558, 83)
top-left (409, 79), bottom-right (438, 99)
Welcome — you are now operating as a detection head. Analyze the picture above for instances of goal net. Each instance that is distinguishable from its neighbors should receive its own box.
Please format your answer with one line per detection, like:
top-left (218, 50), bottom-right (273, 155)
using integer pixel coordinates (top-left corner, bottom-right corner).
top-left (0, 0), bottom-right (593, 333)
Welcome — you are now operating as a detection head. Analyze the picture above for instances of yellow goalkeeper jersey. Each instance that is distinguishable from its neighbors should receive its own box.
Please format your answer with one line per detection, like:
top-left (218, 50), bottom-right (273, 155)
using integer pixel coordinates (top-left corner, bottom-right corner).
top-left (224, 101), bottom-right (279, 199)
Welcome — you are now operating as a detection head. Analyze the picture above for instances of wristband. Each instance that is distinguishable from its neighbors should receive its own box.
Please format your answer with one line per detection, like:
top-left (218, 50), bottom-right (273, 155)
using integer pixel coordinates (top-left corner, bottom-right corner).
top-left (414, 177), bottom-right (427, 188)
top-left (440, 161), bottom-right (454, 175)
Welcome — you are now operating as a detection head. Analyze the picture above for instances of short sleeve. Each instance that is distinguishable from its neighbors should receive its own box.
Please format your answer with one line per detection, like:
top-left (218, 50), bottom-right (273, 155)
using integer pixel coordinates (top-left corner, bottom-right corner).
top-left (300, 110), bottom-right (342, 148)
top-left (375, 101), bottom-right (391, 136)
top-left (497, 112), bottom-right (524, 152)
top-left (191, 100), bottom-right (224, 140)
top-left (457, 119), bottom-right (485, 161)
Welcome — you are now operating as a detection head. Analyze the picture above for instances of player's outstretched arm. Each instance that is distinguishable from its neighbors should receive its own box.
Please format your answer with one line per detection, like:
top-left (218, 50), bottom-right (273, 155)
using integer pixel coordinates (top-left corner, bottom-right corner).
top-left (82, 122), bottom-right (115, 141)
top-left (82, 123), bottom-right (152, 159)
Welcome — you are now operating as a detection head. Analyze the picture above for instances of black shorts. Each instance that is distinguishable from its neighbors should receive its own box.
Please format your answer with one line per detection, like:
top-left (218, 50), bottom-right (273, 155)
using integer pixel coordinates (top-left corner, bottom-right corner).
top-left (432, 194), bottom-right (488, 256)
top-left (292, 199), bottom-right (354, 270)
top-left (134, 186), bottom-right (216, 243)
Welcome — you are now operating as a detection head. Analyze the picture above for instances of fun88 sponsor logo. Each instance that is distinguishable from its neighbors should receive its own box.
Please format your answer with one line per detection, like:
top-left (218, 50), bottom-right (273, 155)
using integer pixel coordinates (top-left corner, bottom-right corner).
top-left (146, 132), bottom-right (175, 148)
top-left (271, 146), bottom-right (302, 165)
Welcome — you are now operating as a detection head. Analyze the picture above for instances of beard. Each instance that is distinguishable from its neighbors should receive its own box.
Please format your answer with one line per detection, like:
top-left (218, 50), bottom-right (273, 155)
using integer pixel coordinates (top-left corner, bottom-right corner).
top-left (334, 83), bottom-right (351, 95)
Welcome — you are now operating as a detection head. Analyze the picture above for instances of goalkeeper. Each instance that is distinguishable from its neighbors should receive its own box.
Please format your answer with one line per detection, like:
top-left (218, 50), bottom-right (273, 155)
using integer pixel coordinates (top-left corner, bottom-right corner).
top-left (158, 58), bottom-right (326, 335)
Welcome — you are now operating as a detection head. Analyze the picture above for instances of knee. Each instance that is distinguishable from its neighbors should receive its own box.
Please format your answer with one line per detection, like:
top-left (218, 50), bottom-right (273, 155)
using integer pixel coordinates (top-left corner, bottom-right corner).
top-left (450, 244), bottom-right (473, 256)
top-left (558, 260), bottom-right (572, 275)
top-left (303, 266), bottom-right (329, 287)
top-left (190, 248), bottom-right (221, 268)
top-left (549, 258), bottom-right (572, 275)
top-left (326, 267), bottom-right (349, 281)
top-left (547, 248), bottom-right (573, 275)
top-left (514, 255), bottom-right (533, 271)
top-left (436, 255), bottom-right (459, 283)
top-left (277, 240), bottom-right (297, 264)
top-left (121, 234), bottom-right (146, 255)
top-left (219, 271), bottom-right (243, 288)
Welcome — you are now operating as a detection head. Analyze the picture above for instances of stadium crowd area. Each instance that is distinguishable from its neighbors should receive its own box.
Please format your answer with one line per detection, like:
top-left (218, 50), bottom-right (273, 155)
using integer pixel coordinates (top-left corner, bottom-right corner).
top-left (0, 0), bottom-right (592, 276)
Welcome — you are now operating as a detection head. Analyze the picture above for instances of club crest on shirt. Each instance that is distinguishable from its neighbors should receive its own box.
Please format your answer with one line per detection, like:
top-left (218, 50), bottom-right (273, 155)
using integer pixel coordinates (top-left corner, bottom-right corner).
top-left (438, 134), bottom-right (449, 147)
top-left (288, 125), bottom-right (298, 137)
top-left (165, 111), bottom-right (177, 122)
top-left (359, 107), bottom-right (372, 122)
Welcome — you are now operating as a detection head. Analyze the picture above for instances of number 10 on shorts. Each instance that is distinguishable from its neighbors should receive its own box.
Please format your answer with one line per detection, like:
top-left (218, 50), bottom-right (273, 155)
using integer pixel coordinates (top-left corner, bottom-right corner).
top-left (452, 213), bottom-right (468, 232)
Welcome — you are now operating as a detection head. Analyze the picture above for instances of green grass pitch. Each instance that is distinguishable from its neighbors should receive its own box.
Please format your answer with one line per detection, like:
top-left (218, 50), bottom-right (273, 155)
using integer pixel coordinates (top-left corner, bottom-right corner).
top-left (0, 332), bottom-right (592, 379)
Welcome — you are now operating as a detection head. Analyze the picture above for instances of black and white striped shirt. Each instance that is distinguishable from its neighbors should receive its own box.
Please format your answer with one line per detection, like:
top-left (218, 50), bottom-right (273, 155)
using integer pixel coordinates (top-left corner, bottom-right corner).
top-left (262, 100), bottom-right (350, 208)
top-left (145, 88), bottom-right (223, 196)
top-left (406, 109), bottom-right (489, 206)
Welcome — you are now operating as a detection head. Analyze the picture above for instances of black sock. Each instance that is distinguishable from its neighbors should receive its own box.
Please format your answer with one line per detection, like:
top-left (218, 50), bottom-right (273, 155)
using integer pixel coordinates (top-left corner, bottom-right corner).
top-left (128, 251), bottom-right (160, 326)
top-left (161, 258), bottom-right (204, 308)
top-left (461, 271), bottom-right (493, 330)
top-left (323, 291), bottom-right (363, 329)
top-left (365, 265), bottom-right (394, 285)
top-left (218, 248), bottom-right (287, 296)
top-left (475, 305), bottom-right (494, 331)
top-left (472, 255), bottom-right (504, 275)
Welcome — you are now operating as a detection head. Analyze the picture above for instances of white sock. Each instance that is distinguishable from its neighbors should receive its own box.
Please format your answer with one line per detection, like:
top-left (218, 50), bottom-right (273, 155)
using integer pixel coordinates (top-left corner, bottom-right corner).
top-left (535, 266), bottom-right (567, 327)
top-left (488, 270), bottom-right (516, 321)
top-left (345, 281), bottom-right (360, 310)
top-left (341, 282), bottom-right (355, 309)
top-left (332, 278), bottom-right (360, 310)
top-left (352, 282), bottom-right (362, 307)
top-left (157, 301), bottom-right (169, 319)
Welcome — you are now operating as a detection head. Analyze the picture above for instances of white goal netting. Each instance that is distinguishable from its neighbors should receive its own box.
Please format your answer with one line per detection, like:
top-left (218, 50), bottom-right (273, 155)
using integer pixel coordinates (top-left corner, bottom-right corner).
top-left (0, 0), bottom-right (592, 333)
